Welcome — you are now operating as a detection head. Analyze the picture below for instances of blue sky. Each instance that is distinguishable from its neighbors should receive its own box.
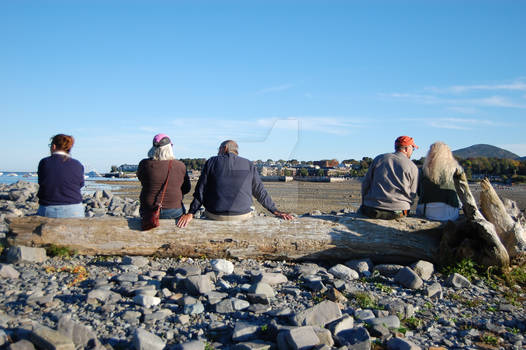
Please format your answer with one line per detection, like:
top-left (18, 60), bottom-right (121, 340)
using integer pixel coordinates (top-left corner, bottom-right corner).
top-left (1, 0), bottom-right (525, 172)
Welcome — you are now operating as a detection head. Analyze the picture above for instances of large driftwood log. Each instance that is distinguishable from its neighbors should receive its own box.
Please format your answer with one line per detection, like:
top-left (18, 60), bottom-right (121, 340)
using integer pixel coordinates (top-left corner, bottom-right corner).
top-left (479, 178), bottom-right (526, 258)
top-left (449, 170), bottom-right (510, 268)
top-left (7, 214), bottom-right (445, 264)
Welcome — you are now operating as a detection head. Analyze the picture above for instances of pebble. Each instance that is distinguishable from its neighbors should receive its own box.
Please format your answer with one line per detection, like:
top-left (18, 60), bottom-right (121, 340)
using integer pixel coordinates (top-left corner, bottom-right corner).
top-left (0, 181), bottom-right (525, 349)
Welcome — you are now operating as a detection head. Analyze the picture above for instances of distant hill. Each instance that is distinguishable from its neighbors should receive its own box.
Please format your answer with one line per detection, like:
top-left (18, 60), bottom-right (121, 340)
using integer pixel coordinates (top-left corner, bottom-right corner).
top-left (453, 144), bottom-right (520, 159)
top-left (520, 156), bottom-right (526, 161)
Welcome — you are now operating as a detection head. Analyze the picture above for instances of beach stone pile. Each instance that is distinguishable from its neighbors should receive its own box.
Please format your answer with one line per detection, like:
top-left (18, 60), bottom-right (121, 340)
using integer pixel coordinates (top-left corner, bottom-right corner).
top-left (0, 181), bottom-right (140, 221)
top-left (0, 251), bottom-right (525, 350)
top-left (1, 181), bottom-right (525, 349)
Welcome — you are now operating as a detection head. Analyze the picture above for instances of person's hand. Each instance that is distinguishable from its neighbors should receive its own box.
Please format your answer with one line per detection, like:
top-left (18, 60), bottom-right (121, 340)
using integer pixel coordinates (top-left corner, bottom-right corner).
top-left (273, 211), bottom-right (294, 220)
top-left (176, 213), bottom-right (194, 228)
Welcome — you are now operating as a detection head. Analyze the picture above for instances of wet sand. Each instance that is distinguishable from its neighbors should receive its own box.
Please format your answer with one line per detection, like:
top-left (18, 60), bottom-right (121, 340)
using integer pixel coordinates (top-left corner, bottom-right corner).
top-left (94, 179), bottom-right (526, 214)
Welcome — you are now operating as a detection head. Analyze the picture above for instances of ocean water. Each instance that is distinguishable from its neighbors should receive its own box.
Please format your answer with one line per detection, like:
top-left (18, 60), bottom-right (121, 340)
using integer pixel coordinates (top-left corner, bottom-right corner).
top-left (0, 171), bottom-right (136, 194)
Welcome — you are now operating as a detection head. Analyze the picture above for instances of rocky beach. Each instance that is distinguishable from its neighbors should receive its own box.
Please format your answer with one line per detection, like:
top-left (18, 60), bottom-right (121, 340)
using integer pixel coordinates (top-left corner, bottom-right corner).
top-left (0, 180), bottom-right (525, 350)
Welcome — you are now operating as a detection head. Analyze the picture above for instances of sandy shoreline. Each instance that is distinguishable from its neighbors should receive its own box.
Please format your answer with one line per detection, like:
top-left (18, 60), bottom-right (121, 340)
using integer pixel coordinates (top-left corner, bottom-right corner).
top-left (94, 179), bottom-right (526, 214)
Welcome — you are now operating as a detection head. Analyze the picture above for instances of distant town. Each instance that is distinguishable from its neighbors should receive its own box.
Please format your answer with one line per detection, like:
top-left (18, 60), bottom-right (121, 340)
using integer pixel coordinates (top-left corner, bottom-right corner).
top-left (104, 155), bottom-right (526, 184)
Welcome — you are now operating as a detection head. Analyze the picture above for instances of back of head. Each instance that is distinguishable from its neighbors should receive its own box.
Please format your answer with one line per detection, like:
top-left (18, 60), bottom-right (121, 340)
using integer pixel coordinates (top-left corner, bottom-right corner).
top-left (218, 140), bottom-right (239, 155)
top-left (148, 133), bottom-right (175, 160)
top-left (51, 134), bottom-right (74, 153)
top-left (423, 141), bottom-right (460, 184)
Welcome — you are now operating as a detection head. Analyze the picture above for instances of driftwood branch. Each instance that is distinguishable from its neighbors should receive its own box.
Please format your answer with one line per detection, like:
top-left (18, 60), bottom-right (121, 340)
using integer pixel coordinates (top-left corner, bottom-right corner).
top-left (479, 178), bottom-right (526, 258)
top-left (7, 214), bottom-right (444, 264)
top-left (450, 170), bottom-right (510, 268)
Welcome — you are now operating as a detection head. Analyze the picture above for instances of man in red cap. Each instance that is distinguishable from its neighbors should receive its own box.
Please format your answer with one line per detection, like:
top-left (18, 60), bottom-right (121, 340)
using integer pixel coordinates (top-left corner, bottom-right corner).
top-left (360, 136), bottom-right (419, 219)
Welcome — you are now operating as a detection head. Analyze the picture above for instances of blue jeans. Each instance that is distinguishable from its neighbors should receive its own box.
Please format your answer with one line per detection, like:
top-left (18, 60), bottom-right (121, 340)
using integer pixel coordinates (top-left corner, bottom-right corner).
top-left (159, 207), bottom-right (184, 219)
top-left (37, 203), bottom-right (85, 218)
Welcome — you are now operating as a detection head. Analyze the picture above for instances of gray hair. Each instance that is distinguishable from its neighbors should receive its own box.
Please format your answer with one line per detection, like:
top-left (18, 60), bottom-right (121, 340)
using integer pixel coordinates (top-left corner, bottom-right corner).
top-left (148, 144), bottom-right (175, 160)
top-left (423, 142), bottom-right (462, 184)
top-left (218, 140), bottom-right (239, 155)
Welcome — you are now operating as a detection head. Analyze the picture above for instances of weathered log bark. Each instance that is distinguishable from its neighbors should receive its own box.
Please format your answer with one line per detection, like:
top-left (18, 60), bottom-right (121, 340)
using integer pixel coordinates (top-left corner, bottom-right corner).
top-left (7, 214), bottom-right (445, 264)
top-left (479, 178), bottom-right (526, 258)
top-left (451, 170), bottom-right (509, 268)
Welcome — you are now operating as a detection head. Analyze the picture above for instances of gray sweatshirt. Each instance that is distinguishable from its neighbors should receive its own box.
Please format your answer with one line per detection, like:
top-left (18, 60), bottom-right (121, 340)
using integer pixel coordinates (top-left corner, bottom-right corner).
top-left (361, 152), bottom-right (419, 211)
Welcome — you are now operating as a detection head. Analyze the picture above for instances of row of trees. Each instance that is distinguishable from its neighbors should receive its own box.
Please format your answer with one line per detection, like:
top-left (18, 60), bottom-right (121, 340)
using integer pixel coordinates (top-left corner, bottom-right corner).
top-left (112, 156), bottom-right (526, 183)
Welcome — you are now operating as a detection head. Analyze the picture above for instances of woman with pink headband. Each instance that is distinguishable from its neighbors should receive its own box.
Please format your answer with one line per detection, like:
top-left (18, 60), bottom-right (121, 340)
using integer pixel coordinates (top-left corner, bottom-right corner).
top-left (137, 133), bottom-right (191, 223)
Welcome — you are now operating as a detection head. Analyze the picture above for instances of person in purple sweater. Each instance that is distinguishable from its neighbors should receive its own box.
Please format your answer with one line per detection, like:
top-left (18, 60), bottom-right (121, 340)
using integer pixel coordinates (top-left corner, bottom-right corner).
top-left (37, 134), bottom-right (85, 218)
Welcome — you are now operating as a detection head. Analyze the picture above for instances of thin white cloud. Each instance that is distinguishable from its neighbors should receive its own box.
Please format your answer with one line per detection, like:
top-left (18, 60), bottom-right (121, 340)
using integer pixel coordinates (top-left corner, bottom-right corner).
top-left (257, 117), bottom-right (365, 135)
top-left (257, 84), bottom-right (294, 95)
top-left (384, 92), bottom-right (526, 109)
top-left (427, 81), bottom-right (526, 94)
top-left (404, 117), bottom-right (504, 130)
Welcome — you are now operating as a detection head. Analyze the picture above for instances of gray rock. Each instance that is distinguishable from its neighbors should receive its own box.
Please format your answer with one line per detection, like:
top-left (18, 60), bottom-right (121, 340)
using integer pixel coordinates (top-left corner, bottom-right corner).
top-left (386, 337), bottom-right (421, 350)
top-left (87, 288), bottom-right (122, 304)
top-left (426, 282), bottom-right (443, 299)
top-left (30, 325), bottom-right (75, 350)
top-left (232, 298), bottom-right (251, 311)
top-left (133, 295), bottom-right (161, 308)
top-left (183, 301), bottom-right (205, 315)
top-left (248, 282), bottom-right (275, 298)
top-left (144, 309), bottom-right (172, 323)
top-left (122, 311), bottom-right (141, 324)
top-left (447, 273), bottom-right (472, 288)
top-left (285, 326), bottom-right (320, 350)
top-left (354, 309), bottom-right (375, 321)
top-left (394, 267), bottom-right (423, 289)
top-left (410, 260), bottom-right (434, 281)
top-left (313, 327), bottom-right (334, 347)
top-left (365, 315), bottom-right (400, 329)
top-left (114, 272), bottom-right (139, 283)
top-left (175, 265), bottom-right (202, 276)
top-left (122, 256), bottom-right (149, 267)
top-left (177, 340), bottom-right (206, 350)
top-left (184, 275), bottom-right (214, 295)
top-left (345, 258), bottom-right (373, 275)
top-left (0, 263), bottom-right (20, 279)
top-left (383, 301), bottom-right (414, 319)
top-left (254, 272), bottom-right (288, 285)
top-left (291, 300), bottom-right (342, 327)
top-left (8, 340), bottom-right (36, 350)
top-left (335, 327), bottom-right (371, 349)
top-left (374, 264), bottom-right (404, 277)
top-left (232, 340), bottom-right (273, 350)
top-left (216, 298), bottom-right (236, 314)
top-left (6, 246), bottom-right (47, 263)
top-left (0, 329), bottom-right (7, 347)
top-left (133, 328), bottom-right (166, 350)
top-left (57, 315), bottom-right (99, 349)
top-left (207, 291), bottom-right (228, 305)
top-left (211, 259), bottom-right (234, 274)
top-left (326, 315), bottom-right (354, 337)
top-left (328, 264), bottom-right (359, 281)
top-left (369, 324), bottom-right (390, 338)
top-left (303, 280), bottom-right (327, 293)
top-left (232, 322), bottom-right (260, 342)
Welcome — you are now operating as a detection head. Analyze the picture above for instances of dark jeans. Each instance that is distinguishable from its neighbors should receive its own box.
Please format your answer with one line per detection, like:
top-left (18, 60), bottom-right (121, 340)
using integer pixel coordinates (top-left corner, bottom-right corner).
top-left (159, 207), bottom-right (184, 219)
top-left (359, 205), bottom-right (407, 220)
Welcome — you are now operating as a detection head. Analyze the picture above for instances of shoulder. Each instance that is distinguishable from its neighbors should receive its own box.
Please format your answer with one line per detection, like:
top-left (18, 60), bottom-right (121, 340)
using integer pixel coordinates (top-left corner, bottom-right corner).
top-left (172, 159), bottom-right (187, 170)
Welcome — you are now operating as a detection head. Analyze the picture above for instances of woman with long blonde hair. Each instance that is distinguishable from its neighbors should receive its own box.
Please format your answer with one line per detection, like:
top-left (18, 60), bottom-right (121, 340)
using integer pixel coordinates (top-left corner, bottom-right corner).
top-left (417, 141), bottom-right (463, 221)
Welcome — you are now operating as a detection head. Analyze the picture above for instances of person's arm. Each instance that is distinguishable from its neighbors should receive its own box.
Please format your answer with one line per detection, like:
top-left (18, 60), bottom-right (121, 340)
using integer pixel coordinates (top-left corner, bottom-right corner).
top-left (79, 163), bottom-right (85, 188)
top-left (136, 160), bottom-right (145, 183)
top-left (361, 163), bottom-right (375, 204)
top-left (177, 160), bottom-right (209, 228)
top-left (251, 165), bottom-right (294, 220)
top-left (181, 170), bottom-right (191, 195)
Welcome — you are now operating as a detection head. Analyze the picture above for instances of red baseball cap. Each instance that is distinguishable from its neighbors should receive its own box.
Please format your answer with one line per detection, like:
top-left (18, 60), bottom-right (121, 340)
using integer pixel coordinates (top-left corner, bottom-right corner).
top-left (395, 136), bottom-right (418, 149)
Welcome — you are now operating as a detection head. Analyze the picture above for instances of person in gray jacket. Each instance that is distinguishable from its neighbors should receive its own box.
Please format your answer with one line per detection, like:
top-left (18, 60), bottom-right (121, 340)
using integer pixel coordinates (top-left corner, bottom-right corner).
top-left (360, 136), bottom-right (419, 219)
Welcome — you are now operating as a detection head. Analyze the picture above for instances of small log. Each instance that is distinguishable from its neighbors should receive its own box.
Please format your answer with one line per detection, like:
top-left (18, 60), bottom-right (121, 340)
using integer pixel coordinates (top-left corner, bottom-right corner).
top-left (452, 170), bottom-right (509, 268)
top-left (480, 178), bottom-right (526, 258)
top-left (7, 214), bottom-right (445, 264)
